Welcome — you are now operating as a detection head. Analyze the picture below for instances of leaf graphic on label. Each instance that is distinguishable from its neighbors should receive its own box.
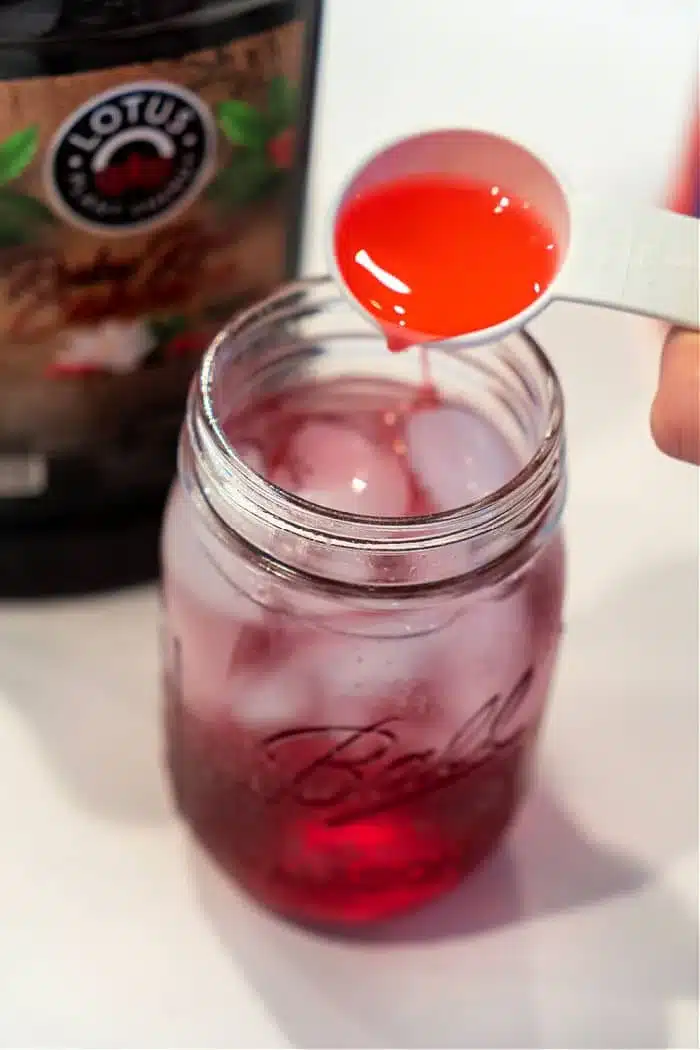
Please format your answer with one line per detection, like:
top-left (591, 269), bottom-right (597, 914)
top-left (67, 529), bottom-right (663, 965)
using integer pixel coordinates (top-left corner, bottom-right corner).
top-left (149, 314), bottom-right (189, 344)
top-left (0, 189), bottom-right (55, 247)
top-left (216, 100), bottom-right (268, 151)
top-left (267, 77), bottom-right (296, 132)
top-left (207, 152), bottom-right (277, 210)
top-left (0, 126), bottom-right (39, 185)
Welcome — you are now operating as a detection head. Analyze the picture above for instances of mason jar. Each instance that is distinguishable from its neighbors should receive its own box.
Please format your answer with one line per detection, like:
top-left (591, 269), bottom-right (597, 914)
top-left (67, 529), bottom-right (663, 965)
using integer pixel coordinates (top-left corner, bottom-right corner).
top-left (161, 275), bottom-right (567, 927)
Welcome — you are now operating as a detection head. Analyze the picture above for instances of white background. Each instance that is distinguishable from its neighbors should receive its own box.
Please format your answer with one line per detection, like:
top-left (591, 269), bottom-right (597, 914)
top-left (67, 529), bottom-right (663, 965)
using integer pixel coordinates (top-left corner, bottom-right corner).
top-left (0, 2), bottom-right (698, 1047)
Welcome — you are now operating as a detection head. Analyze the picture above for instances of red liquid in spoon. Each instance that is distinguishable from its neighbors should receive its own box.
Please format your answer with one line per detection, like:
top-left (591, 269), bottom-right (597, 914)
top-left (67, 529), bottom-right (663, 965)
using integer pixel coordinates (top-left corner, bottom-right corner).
top-left (334, 174), bottom-right (560, 350)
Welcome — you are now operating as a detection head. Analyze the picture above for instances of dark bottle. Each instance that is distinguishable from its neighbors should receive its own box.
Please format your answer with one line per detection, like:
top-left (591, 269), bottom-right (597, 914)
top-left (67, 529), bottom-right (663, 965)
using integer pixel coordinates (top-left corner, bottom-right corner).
top-left (0, 0), bottom-right (323, 597)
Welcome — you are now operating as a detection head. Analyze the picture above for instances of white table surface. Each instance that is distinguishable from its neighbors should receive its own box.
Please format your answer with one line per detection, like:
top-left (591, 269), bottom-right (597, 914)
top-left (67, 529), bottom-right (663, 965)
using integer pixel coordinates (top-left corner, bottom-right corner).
top-left (1, 2), bottom-right (698, 1047)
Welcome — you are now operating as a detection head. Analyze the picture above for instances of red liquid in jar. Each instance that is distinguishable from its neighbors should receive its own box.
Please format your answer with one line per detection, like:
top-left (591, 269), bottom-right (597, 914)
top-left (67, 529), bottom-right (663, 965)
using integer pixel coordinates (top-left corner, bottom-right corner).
top-left (163, 378), bottom-right (565, 925)
top-left (334, 175), bottom-right (560, 347)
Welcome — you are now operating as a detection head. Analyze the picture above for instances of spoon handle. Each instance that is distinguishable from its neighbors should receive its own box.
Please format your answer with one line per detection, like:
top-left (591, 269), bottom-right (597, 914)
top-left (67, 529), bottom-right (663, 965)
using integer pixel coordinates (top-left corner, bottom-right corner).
top-left (556, 198), bottom-right (699, 329)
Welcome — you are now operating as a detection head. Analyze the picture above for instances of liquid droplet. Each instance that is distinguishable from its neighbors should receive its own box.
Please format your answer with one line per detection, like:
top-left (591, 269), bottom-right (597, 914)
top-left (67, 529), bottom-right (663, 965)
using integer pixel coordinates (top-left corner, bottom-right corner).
top-left (386, 333), bottom-right (415, 353)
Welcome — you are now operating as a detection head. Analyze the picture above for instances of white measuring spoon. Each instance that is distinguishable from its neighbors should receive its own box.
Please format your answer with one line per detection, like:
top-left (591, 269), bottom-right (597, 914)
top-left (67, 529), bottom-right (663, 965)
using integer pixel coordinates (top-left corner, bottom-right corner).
top-left (327, 128), bottom-right (699, 350)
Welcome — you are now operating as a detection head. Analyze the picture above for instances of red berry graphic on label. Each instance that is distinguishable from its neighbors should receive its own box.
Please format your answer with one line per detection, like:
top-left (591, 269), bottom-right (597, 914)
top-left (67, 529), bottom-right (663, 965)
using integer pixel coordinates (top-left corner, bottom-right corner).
top-left (267, 128), bottom-right (295, 171)
top-left (164, 332), bottom-right (209, 358)
top-left (50, 83), bottom-right (215, 233)
top-left (44, 362), bottom-right (106, 379)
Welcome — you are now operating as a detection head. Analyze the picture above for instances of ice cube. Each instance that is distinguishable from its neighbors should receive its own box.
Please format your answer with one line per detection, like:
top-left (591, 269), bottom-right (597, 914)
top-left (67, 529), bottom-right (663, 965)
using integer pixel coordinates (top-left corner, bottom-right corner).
top-left (162, 487), bottom-right (264, 624)
top-left (279, 421), bottom-right (410, 517)
top-left (172, 603), bottom-right (247, 720)
top-left (236, 441), bottom-right (265, 476)
top-left (305, 629), bottom-right (440, 727)
top-left (435, 588), bottom-right (535, 743)
top-left (270, 466), bottom-right (295, 494)
top-left (228, 659), bottom-right (316, 731)
top-left (406, 405), bottom-right (520, 511)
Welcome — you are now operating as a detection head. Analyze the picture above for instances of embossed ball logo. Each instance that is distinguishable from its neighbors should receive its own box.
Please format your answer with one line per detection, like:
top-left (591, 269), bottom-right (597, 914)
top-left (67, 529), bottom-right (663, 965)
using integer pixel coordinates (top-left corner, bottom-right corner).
top-left (45, 81), bottom-right (217, 234)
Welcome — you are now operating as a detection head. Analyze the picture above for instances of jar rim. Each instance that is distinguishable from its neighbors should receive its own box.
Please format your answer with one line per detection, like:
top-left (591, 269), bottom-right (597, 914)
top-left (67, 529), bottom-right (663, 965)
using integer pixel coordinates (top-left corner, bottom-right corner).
top-left (186, 276), bottom-right (566, 587)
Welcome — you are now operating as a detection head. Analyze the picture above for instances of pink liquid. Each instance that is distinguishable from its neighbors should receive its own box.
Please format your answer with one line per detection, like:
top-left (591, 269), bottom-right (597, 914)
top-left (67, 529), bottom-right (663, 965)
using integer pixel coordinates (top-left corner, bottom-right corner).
top-left (163, 377), bottom-right (565, 925)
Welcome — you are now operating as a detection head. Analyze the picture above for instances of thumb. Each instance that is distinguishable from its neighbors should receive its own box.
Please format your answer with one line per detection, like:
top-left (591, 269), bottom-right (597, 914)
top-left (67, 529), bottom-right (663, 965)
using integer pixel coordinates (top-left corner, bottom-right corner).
top-left (650, 327), bottom-right (700, 465)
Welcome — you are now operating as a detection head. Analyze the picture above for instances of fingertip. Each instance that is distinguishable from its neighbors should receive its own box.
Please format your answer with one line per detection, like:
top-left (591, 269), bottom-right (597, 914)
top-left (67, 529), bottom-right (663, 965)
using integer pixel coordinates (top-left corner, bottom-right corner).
top-left (651, 329), bottom-right (700, 465)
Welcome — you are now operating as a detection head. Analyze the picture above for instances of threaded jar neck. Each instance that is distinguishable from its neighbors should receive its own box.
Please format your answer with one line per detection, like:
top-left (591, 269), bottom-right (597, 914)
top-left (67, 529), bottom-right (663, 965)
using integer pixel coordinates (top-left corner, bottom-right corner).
top-left (184, 276), bottom-right (566, 591)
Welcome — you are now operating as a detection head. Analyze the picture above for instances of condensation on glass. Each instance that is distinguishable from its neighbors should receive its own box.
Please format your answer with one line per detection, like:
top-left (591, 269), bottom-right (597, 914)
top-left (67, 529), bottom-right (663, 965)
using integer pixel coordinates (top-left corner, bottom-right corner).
top-left (161, 277), bottom-right (567, 926)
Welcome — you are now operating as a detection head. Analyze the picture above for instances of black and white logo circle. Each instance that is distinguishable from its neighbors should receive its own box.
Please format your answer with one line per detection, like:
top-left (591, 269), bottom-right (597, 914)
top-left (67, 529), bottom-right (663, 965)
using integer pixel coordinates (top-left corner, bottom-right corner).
top-left (45, 80), bottom-right (217, 235)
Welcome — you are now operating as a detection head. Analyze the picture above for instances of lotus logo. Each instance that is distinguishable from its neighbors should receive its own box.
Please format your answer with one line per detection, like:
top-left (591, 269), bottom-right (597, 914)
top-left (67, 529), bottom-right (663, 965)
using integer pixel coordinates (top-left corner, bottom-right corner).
top-left (46, 81), bottom-right (217, 235)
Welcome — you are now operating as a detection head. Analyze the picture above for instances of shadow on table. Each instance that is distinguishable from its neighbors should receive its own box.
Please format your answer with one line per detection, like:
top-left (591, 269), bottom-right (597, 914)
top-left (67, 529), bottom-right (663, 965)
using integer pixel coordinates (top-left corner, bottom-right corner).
top-left (187, 555), bottom-right (699, 1049)
top-left (189, 787), bottom-right (697, 1049)
top-left (0, 554), bottom-right (696, 1043)
top-left (0, 585), bottom-right (170, 825)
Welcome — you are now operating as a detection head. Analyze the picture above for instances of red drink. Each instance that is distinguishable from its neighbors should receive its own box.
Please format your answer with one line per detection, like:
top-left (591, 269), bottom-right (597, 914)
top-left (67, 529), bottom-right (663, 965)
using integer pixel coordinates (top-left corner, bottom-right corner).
top-left (163, 348), bottom-right (566, 925)
top-left (669, 109), bottom-right (698, 220)
top-left (334, 175), bottom-right (560, 347)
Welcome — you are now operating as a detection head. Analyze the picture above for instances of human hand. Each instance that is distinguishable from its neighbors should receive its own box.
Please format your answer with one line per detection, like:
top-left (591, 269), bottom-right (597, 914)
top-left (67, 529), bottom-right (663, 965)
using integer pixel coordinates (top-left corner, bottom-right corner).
top-left (651, 327), bottom-right (700, 465)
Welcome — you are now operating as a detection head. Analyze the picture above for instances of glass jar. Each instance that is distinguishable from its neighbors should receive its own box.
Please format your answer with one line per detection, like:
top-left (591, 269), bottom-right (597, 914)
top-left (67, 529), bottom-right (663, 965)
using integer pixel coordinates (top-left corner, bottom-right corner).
top-left (161, 276), bottom-right (567, 927)
top-left (0, 0), bottom-right (323, 597)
